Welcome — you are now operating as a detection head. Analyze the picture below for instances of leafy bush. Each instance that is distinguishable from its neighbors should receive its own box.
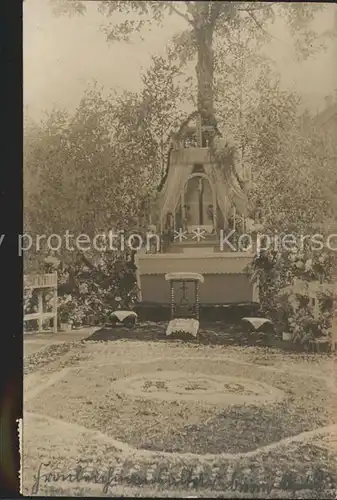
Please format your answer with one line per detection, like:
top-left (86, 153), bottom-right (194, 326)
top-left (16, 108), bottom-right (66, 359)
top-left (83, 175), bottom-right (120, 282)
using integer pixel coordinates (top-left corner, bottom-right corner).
top-left (58, 297), bottom-right (76, 324)
top-left (248, 246), bottom-right (335, 344)
top-left (248, 249), bottom-right (291, 324)
top-left (47, 251), bottom-right (139, 327)
top-left (289, 306), bottom-right (325, 344)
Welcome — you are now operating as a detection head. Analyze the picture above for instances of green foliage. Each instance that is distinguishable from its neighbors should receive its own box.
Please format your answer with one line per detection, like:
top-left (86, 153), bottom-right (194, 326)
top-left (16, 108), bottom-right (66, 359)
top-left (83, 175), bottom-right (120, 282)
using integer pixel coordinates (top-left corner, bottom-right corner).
top-left (45, 1), bottom-right (337, 231)
top-left (50, 0), bottom-right (86, 17)
top-left (248, 246), bottom-right (335, 344)
top-left (24, 89), bottom-right (124, 238)
top-left (250, 116), bottom-right (337, 230)
top-left (249, 249), bottom-right (288, 324)
top-left (50, 1), bottom-right (336, 62)
top-left (290, 307), bottom-right (325, 345)
top-left (139, 55), bottom-right (187, 175)
top-left (212, 24), bottom-right (337, 228)
top-left (24, 56), bottom-right (186, 269)
top-left (58, 298), bottom-right (76, 323)
top-left (49, 251), bottom-right (138, 327)
top-left (49, 1), bottom-right (336, 128)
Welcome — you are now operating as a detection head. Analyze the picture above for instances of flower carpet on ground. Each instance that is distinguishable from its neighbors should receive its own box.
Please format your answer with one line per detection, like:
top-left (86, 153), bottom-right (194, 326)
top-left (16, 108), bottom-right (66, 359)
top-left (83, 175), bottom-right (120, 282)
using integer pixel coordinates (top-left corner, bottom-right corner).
top-left (23, 339), bottom-right (337, 497)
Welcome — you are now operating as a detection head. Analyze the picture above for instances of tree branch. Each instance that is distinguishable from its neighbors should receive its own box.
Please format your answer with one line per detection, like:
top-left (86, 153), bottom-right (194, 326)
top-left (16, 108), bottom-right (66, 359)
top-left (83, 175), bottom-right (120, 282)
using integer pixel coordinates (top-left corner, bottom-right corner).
top-left (168, 3), bottom-right (194, 26)
top-left (246, 10), bottom-right (271, 37)
top-left (244, 10), bottom-right (289, 47)
top-left (238, 3), bottom-right (277, 12)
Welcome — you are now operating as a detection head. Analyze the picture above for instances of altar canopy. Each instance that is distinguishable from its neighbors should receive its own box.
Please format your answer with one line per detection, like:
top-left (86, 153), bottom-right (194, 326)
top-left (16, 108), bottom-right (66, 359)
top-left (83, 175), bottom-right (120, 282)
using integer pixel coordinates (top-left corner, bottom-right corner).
top-left (158, 153), bottom-right (248, 229)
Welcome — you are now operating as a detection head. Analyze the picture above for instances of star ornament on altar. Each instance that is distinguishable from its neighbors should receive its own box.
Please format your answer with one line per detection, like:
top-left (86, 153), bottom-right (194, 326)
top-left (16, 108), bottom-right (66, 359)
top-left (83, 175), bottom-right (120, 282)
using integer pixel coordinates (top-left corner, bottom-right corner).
top-left (192, 227), bottom-right (206, 242)
top-left (174, 228), bottom-right (188, 242)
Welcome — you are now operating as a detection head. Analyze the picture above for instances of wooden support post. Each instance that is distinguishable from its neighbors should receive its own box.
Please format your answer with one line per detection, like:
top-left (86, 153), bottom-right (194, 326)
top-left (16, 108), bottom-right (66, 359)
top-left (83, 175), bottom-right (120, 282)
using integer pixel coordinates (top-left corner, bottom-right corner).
top-left (195, 281), bottom-right (200, 321)
top-left (196, 113), bottom-right (202, 147)
top-left (170, 281), bottom-right (175, 320)
top-left (53, 285), bottom-right (58, 333)
top-left (181, 189), bottom-right (185, 230)
top-left (38, 290), bottom-right (43, 333)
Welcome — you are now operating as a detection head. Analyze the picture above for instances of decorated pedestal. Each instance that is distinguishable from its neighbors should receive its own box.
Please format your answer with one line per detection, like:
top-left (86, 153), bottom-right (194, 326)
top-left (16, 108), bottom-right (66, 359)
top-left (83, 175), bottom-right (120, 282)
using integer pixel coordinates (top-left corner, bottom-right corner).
top-left (164, 272), bottom-right (204, 337)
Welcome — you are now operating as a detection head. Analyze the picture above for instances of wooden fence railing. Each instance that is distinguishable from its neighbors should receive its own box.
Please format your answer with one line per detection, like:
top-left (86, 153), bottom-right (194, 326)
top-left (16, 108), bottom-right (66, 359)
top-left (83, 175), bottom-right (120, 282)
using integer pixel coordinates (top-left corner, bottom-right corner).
top-left (24, 272), bottom-right (58, 333)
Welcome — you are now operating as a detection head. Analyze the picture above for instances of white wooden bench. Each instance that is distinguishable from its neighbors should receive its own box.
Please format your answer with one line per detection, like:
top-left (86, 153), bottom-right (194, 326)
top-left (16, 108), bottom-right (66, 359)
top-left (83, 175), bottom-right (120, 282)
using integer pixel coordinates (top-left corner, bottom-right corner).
top-left (24, 272), bottom-right (58, 333)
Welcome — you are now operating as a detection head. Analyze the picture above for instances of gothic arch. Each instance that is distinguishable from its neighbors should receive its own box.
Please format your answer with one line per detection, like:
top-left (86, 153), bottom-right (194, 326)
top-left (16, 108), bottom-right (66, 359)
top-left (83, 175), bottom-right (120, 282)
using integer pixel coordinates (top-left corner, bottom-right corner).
top-left (182, 172), bottom-right (217, 230)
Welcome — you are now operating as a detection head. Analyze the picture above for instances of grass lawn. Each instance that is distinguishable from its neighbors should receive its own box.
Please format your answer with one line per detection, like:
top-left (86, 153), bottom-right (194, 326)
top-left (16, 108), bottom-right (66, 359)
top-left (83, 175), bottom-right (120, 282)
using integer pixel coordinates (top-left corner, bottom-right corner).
top-left (23, 337), bottom-right (337, 497)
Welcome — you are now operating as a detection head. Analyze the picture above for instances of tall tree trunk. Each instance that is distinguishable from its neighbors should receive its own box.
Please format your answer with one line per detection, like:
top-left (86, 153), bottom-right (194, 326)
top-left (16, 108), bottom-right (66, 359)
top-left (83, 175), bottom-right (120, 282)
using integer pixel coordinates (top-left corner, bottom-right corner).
top-left (195, 23), bottom-right (215, 126)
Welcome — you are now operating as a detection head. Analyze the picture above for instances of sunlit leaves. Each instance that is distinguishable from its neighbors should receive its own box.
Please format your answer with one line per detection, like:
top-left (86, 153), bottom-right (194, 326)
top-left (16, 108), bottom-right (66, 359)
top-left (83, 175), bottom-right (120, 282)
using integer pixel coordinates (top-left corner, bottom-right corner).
top-left (211, 24), bottom-right (337, 233)
top-left (50, 1), bottom-right (336, 62)
top-left (167, 30), bottom-right (197, 67)
top-left (24, 50), bottom-right (189, 248)
top-left (278, 2), bottom-right (336, 61)
top-left (50, 0), bottom-right (86, 17)
top-left (98, 1), bottom-right (168, 42)
top-left (25, 86), bottom-right (142, 237)
top-left (251, 117), bottom-right (337, 232)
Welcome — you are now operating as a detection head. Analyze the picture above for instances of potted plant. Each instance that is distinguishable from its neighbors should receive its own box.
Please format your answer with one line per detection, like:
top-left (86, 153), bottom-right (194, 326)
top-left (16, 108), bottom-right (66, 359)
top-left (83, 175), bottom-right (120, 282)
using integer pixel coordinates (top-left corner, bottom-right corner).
top-left (58, 298), bottom-right (75, 332)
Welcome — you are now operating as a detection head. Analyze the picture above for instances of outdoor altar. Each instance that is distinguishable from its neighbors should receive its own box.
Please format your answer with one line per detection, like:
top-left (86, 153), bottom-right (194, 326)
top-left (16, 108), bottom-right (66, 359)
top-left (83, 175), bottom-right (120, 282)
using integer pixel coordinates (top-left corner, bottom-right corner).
top-left (135, 113), bottom-right (258, 311)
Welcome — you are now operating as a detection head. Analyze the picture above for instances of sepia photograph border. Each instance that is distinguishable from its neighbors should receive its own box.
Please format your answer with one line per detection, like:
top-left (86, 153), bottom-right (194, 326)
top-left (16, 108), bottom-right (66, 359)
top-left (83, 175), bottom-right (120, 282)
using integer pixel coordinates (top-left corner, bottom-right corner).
top-left (0, 0), bottom-right (23, 497)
